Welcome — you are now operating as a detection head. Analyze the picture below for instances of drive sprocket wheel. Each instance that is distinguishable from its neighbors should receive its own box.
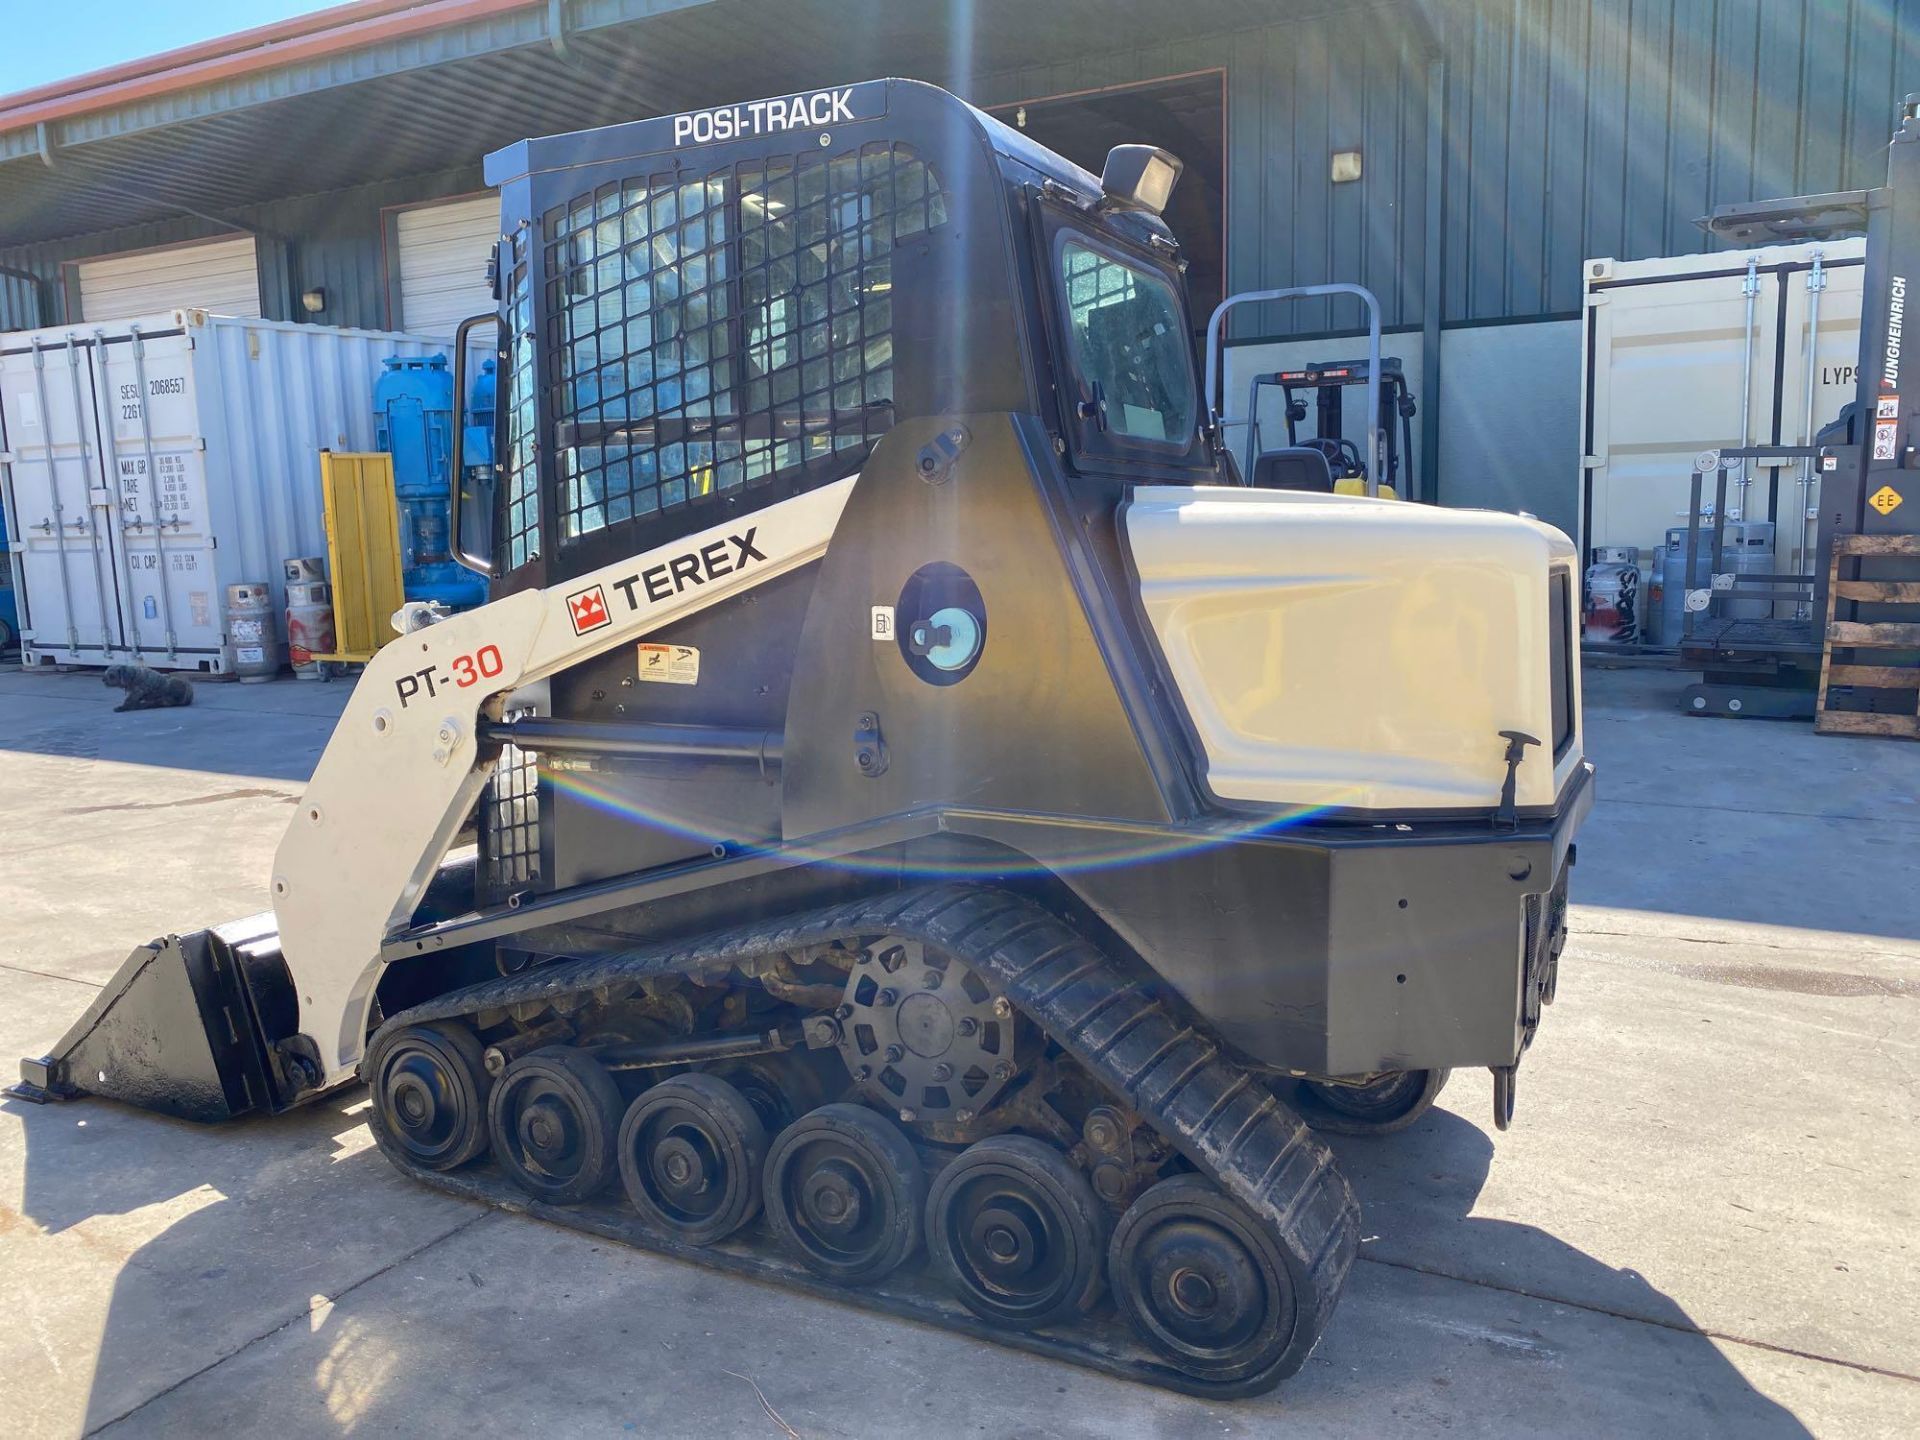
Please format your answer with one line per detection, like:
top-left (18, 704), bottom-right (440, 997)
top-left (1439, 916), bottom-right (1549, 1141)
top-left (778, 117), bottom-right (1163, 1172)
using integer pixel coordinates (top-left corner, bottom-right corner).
top-left (926, 1135), bottom-right (1107, 1330)
top-left (763, 1103), bottom-right (925, 1284)
top-left (486, 1046), bottom-right (624, 1204)
top-left (1294, 1068), bottom-right (1450, 1137)
top-left (1109, 1175), bottom-right (1298, 1386)
top-left (618, 1073), bottom-right (767, 1244)
top-left (365, 1021), bottom-right (492, 1171)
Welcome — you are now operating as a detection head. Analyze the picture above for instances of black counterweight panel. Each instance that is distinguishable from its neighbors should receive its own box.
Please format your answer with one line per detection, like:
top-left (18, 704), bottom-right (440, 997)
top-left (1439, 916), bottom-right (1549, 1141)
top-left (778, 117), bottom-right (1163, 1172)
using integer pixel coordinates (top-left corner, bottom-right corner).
top-left (545, 565), bottom-right (816, 891)
top-left (779, 414), bottom-right (1173, 839)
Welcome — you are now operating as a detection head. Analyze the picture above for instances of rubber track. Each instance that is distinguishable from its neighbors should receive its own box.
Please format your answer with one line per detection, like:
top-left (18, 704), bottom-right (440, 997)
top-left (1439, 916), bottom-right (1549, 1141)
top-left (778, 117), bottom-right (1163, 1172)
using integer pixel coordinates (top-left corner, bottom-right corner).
top-left (371, 884), bottom-right (1362, 1396)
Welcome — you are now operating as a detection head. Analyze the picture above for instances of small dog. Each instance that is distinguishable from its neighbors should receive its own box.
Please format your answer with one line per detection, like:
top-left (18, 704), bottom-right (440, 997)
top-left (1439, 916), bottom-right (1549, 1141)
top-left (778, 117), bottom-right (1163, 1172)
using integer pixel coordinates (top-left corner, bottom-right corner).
top-left (102, 663), bottom-right (194, 713)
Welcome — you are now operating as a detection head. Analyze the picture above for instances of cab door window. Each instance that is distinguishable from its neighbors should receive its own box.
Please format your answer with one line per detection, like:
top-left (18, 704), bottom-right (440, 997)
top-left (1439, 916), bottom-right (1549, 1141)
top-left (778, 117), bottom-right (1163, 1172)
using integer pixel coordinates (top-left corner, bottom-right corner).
top-left (1057, 238), bottom-right (1195, 450)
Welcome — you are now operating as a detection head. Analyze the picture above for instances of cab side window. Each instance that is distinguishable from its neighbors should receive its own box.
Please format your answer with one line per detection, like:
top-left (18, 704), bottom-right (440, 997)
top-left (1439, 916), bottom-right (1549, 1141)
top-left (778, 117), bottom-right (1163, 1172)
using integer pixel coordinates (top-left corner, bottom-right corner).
top-left (1058, 239), bottom-right (1193, 446)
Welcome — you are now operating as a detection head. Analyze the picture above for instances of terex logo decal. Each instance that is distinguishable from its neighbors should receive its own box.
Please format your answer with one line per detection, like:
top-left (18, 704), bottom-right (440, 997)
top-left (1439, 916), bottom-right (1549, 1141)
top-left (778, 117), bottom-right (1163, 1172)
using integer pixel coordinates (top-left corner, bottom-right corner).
top-left (567, 585), bottom-right (611, 635)
top-left (607, 528), bottom-right (768, 612)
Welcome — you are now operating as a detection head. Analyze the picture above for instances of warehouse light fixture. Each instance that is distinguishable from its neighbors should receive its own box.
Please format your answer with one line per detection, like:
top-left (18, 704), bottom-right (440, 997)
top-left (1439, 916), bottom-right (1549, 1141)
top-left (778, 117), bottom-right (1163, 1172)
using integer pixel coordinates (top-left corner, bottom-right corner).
top-left (1331, 150), bottom-right (1363, 183)
top-left (300, 287), bottom-right (327, 314)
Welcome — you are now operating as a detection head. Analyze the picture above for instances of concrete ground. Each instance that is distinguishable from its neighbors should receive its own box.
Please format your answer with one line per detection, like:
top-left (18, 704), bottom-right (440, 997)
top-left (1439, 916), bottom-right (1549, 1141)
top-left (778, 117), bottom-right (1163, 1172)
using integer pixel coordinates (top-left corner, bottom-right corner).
top-left (0, 663), bottom-right (1914, 1439)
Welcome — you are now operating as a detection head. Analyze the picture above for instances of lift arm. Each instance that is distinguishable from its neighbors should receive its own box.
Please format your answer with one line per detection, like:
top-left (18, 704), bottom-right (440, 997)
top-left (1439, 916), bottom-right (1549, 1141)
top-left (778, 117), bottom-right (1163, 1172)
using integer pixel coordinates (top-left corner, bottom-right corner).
top-left (272, 478), bottom-right (857, 1087)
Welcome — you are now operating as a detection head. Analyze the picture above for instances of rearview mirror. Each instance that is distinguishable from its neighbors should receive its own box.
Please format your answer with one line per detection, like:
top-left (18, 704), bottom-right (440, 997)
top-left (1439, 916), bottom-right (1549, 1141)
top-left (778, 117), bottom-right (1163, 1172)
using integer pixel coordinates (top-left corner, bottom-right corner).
top-left (450, 311), bottom-right (501, 577)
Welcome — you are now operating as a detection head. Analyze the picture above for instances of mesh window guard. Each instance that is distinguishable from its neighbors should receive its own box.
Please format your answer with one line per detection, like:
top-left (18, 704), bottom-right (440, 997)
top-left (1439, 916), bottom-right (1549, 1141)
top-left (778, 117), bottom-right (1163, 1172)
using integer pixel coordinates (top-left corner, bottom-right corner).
top-left (544, 142), bottom-right (946, 541)
top-left (481, 725), bottom-right (541, 899)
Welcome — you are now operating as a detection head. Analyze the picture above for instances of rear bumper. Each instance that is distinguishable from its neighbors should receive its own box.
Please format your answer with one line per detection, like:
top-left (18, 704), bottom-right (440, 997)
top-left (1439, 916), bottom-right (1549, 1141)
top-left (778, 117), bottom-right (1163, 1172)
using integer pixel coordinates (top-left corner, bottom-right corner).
top-left (1041, 761), bottom-right (1596, 1076)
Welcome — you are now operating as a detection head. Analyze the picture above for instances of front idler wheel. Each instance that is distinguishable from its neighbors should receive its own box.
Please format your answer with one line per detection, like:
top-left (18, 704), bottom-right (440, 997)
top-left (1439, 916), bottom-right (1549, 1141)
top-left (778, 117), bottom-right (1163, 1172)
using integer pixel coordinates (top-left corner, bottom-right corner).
top-left (618, 1073), bottom-right (767, 1245)
top-left (926, 1135), bottom-right (1107, 1330)
top-left (366, 1022), bottom-right (492, 1171)
top-left (1294, 1068), bottom-right (1450, 1137)
top-left (487, 1046), bottom-right (624, 1204)
top-left (763, 1103), bottom-right (925, 1284)
top-left (1109, 1176), bottom-right (1298, 1386)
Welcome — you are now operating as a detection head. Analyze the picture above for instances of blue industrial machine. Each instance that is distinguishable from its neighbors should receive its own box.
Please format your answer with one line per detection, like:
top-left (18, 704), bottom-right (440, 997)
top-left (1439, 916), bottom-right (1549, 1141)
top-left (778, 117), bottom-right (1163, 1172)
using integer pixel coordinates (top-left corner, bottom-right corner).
top-left (373, 353), bottom-right (492, 611)
top-left (0, 491), bottom-right (18, 651)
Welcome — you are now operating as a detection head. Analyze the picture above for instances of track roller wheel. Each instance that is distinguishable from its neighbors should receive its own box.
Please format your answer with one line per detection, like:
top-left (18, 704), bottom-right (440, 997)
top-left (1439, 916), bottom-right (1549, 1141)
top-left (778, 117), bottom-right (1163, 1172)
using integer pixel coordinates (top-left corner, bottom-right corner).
top-left (1109, 1175), bottom-right (1298, 1387)
top-left (715, 1054), bottom-right (829, 1135)
top-left (487, 1046), bottom-right (623, 1204)
top-left (926, 1135), bottom-right (1106, 1329)
top-left (1294, 1068), bottom-right (1450, 1137)
top-left (365, 1022), bottom-right (492, 1171)
top-left (618, 1074), bottom-right (767, 1244)
top-left (763, 1103), bottom-right (924, 1284)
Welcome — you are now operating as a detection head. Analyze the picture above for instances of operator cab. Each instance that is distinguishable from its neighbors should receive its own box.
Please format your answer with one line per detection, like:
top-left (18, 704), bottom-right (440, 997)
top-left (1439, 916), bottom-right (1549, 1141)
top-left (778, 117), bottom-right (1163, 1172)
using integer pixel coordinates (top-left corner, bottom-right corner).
top-left (454, 78), bottom-right (1216, 602)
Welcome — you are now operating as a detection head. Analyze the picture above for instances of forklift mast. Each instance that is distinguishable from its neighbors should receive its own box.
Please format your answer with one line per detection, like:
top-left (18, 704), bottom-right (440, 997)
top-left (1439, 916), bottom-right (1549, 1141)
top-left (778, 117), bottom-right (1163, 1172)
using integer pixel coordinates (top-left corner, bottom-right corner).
top-left (1825, 93), bottom-right (1920, 554)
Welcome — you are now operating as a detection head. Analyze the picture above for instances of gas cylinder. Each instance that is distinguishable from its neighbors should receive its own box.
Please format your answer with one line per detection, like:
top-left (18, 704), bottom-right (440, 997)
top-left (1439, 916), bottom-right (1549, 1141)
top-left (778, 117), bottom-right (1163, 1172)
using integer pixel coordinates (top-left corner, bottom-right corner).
top-left (1582, 547), bottom-right (1641, 645)
top-left (286, 580), bottom-right (336, 680)
top-left (225, 582), bottom-right (281, 682)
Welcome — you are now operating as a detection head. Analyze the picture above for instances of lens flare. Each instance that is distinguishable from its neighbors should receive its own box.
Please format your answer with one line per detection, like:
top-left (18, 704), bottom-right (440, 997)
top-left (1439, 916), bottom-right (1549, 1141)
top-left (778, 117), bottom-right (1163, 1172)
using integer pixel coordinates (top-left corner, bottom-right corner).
top-left (536, 759), bottom-right (1356, 880)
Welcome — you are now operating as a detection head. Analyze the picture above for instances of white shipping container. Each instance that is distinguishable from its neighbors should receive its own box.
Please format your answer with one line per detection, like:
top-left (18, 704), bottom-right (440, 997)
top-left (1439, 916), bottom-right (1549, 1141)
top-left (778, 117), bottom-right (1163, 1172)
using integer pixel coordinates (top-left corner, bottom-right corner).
top-left (1580, 237), bottom-right (1866, 586)
top-left (0, 309), bottom-right (450, 674)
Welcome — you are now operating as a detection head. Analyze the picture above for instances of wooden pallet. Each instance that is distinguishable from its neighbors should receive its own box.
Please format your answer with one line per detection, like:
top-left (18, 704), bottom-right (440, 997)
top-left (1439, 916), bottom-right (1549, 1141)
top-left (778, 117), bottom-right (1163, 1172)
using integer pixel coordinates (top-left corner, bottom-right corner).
top-left (1814, 534), bottom-right (1920, 738)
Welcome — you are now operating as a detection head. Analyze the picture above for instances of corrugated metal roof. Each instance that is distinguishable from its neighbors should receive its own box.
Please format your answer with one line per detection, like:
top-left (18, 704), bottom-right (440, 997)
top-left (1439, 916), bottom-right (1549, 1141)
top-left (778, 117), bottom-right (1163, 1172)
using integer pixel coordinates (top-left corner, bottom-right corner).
top-left (0, 0), bottom-right (1312, 245)
top-left (5, 0), bottom-right (1917, 343)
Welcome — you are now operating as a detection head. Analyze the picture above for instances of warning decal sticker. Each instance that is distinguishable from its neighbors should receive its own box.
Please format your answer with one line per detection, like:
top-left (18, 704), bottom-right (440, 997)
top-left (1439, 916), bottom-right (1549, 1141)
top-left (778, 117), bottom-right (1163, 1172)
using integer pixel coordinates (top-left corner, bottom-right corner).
top-left (1868, 484), bottom-right (1905, 516)
top-left (637, 643), bottom-right (700, 685)
top-left (1874, 419), bottom-right (1900, 461)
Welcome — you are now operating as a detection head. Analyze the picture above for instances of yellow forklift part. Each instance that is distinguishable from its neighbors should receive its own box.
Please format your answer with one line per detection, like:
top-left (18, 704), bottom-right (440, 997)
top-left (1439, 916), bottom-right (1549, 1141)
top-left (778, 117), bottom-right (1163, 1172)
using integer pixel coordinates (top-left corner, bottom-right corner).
top-left (1333, 478), bottom-right (1398, 500)
top-left (313, 451), bottom-right (406, 664)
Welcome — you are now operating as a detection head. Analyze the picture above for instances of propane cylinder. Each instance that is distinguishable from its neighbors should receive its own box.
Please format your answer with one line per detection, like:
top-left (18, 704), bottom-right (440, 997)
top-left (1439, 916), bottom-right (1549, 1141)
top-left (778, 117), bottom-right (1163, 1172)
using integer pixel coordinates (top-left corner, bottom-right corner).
top-left (286, 580), bottom-right (336, 680)
top-left (1582, 547), bottom-right (1641, 645)
top-left (283, 555), bottom-right (326, 586)
top-left (225, 582), bottom-right (282, 683)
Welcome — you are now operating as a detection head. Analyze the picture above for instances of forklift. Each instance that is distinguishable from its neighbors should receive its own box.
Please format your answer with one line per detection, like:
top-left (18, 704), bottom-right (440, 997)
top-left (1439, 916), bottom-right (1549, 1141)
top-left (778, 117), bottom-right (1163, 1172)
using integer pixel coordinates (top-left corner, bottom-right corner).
top-left (1677, 97), bottom-right (1920, 724)
top-left (1246, 356), bottom-right (1418, 499)
top-left (11, 78), bottom-right (1590, 1397)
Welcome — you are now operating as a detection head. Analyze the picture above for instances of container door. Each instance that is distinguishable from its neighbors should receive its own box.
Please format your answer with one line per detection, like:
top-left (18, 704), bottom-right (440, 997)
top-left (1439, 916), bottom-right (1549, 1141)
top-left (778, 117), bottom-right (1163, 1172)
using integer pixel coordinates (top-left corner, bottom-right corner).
top-left (1776, 254), bottom-right (1866, 605)
top-left (1585, 264), bottom-right (1784, 564)
top-left (93, 328), bottom-right (226, 666)
top-left (0, 334), bottom-right (129, 662)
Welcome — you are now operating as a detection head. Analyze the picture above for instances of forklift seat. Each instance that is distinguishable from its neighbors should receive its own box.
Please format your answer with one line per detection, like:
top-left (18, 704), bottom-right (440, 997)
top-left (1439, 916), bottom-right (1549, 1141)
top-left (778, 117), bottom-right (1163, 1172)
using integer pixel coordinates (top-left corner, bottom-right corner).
top-left (1250, 447), bottom-right (1335, 493)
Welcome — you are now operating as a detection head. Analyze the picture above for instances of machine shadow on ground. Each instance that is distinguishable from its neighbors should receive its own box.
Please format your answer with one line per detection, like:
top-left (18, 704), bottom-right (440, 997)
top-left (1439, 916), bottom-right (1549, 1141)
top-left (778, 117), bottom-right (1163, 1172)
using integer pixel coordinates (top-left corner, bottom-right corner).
top-left (7, 1084), bottom-right (1813, 1437)
top-left (1324, 1106), bottom-right (1813, 1438)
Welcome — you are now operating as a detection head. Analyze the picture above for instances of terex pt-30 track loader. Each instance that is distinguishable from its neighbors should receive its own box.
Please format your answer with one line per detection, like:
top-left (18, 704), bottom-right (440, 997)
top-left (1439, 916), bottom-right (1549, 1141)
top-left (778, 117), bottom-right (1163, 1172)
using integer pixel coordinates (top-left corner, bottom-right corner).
top-left (15, 80), bottom-right (1590, 1396)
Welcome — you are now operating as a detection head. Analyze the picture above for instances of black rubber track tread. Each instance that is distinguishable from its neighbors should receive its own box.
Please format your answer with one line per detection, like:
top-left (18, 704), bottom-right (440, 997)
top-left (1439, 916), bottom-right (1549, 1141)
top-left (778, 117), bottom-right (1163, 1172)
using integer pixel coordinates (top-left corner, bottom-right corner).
top-left (368, 884), bottom-right (1360, 1394)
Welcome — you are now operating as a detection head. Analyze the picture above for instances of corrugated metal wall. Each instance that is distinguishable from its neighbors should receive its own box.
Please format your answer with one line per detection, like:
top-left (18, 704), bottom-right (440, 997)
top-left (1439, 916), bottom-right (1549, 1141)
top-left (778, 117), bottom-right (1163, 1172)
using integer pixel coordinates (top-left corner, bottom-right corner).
top-left (1444, 0), bottom-right (1920, 322)
top-left (972, 0), bottom-right (1437, 337)
top-left (975, 0), bottom-right (1920, 336)
top-left (0, 166), bottom-right (481, 333)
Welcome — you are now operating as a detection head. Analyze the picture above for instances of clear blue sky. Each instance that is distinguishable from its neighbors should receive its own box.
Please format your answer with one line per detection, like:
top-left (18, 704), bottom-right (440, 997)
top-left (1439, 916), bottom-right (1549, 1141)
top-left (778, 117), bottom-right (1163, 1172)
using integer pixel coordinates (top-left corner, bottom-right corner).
top-left (0, 1), bottom-right (344, 96)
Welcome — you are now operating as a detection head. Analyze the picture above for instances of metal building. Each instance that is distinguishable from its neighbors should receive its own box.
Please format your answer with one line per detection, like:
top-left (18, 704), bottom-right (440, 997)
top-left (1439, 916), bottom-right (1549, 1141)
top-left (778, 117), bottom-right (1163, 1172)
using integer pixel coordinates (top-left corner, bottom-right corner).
top-left (3, 0), bottom-right (1916, 535)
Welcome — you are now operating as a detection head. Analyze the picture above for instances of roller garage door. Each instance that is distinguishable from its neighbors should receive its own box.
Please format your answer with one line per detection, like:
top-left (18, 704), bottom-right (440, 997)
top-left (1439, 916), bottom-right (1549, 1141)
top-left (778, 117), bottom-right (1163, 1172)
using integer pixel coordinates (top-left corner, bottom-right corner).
top-left (395, 195), bottom-right (499, 338)
top-left (76, 236), bottom-right (261, 321)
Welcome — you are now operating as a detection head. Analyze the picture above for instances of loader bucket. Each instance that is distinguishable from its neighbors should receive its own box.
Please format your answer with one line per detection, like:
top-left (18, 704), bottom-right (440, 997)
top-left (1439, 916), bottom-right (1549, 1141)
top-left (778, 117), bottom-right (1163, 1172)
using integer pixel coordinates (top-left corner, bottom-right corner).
top-left (7, 913), bottom-right (316, 1123)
